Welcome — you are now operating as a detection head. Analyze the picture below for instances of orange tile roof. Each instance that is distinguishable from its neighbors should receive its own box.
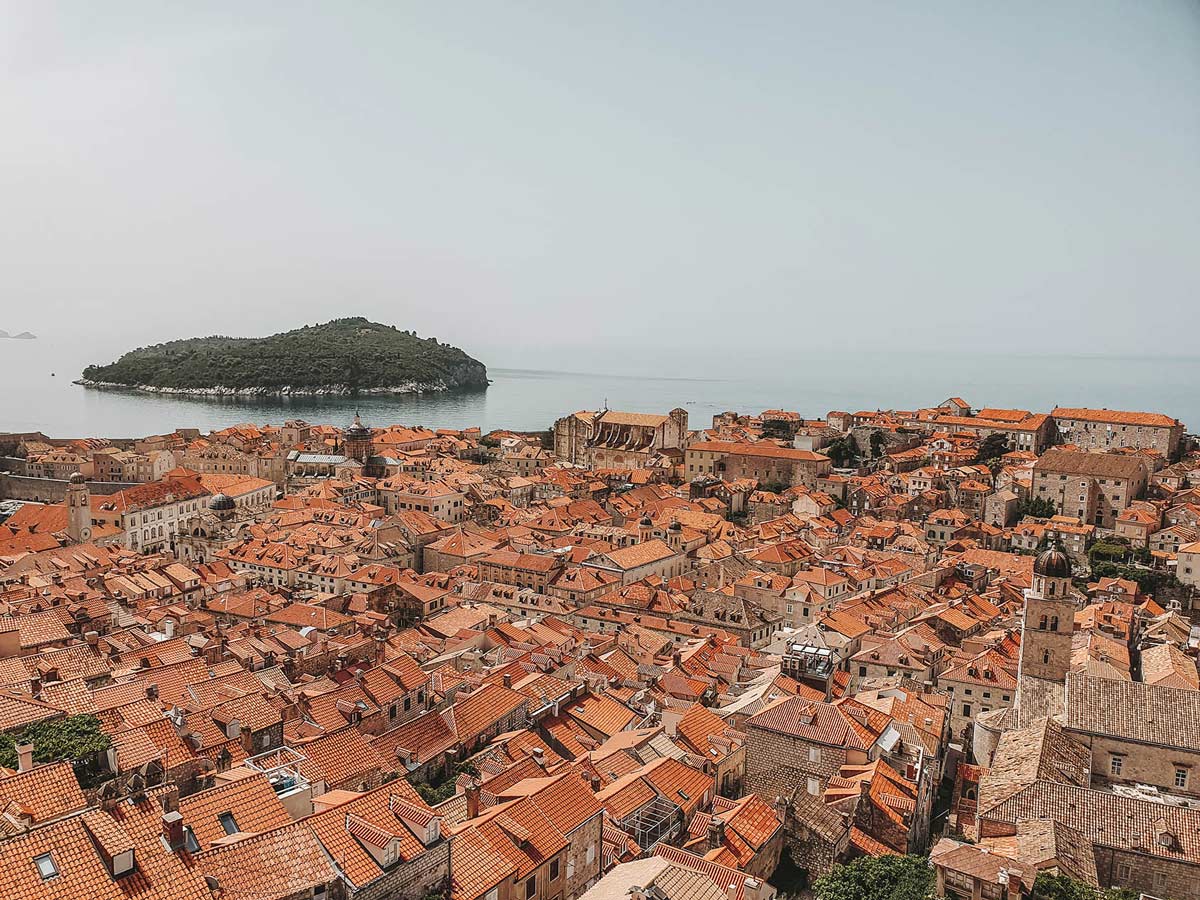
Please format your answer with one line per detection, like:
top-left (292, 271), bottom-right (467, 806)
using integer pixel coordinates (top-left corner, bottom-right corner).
top-left (449, 684), bottom-right (528, 743)
top-left (564, 693), bottom-right (638, 739)
top-left (296, 726), bottom-right (393, 788)
top-left (306, 780), bottom-right (436, 889)
top-left (197, 821), bottom-right (338, 896)
top-left (1052, 407), bottom-right (1179, 427)
top-left (0, 762), bottom-right (87, 830)
top-left (178, 773), bottom-right (292, 849)
top-left (0, 789), bottom-right (210, 900)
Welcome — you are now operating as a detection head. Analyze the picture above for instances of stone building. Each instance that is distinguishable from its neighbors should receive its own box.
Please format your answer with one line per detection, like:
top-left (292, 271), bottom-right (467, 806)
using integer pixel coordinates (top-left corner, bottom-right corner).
top-left (90, 474), bottom-right (212, 552)
top-left (1064, 673), bottom-right (1200, 798)
top-left (1030, 450), bottom-right (1148, 530)
top-left (926, 410), bottom-right (1054, 453)
top-left (685, 441), bottom-right (832, 489)
top-left (553, 408), bottom-right (688, 468)
top-left (1052, 407), bottom-right (1185, 459)
top-left (744, 696), bottom-right (900, 799)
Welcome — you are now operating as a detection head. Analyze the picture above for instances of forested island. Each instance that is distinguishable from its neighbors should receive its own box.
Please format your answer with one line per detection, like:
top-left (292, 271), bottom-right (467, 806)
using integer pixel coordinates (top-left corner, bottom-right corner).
top-left (77, 318), bottom-right (488, 396)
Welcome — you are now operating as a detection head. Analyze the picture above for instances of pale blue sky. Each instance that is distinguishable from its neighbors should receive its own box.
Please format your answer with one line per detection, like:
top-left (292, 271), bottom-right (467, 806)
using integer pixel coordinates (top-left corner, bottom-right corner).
top-left (2, 1), bottom-right (1198, 375)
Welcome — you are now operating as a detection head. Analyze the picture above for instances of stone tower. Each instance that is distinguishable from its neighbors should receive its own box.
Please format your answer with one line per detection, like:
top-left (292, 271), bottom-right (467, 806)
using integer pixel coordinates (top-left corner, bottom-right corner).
top-left (1017, 545), bottom-right (1075, 683)
top-left (66, 472), bottom-right (92, 544)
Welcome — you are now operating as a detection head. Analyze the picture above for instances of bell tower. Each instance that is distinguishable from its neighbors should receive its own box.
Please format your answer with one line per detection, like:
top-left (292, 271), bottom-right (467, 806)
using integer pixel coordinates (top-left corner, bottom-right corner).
top-left (66, 472), bottom-right (92, 544)
top-left (1017, 545), bottom-right (1075, 683)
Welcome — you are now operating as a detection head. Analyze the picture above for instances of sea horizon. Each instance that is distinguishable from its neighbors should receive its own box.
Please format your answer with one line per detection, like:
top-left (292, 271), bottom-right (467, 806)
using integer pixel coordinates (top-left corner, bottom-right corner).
top-left (2, 333), bottom-right (1196, 440)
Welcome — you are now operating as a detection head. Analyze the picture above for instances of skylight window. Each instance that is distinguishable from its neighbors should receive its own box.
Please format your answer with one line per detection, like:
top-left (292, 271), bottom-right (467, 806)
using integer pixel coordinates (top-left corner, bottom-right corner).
top-left (218, 811), bottom-right (239, 835)
top-left (34, 853), bottom-right (59, 880)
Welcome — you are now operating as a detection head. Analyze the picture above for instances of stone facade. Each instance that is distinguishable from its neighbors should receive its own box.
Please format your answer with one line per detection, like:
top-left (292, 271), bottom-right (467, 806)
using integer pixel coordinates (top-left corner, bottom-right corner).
top-left (686, 442), bottom-right (832, 489)
top-left (553, 408), bottom-right (688, 469)
top-left (1031, 450), bottom-right (1148, 530)
top-left (1052, 408), bottom-right (1184, 459)
top-left (346, 836), bottom-right (451, 900)
top-left (745, 721), bottom-right (852, 797)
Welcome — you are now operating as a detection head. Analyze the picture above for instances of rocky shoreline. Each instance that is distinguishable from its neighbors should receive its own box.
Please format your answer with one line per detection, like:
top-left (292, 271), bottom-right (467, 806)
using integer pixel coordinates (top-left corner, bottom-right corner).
top-left (73, 379), bottom-right (477, 397)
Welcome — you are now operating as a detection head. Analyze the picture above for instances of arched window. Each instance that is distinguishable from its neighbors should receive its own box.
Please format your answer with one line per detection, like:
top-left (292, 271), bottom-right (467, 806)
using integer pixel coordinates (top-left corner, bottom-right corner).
top-left (1047, 581), bottom-right (1055, 597)
top-left (1050, 615), bottom-right (1059, 632)
top-left (1042, 649), bottom-right (1051, 665)
top-left (1038, 614), bottom-right (1048, 631)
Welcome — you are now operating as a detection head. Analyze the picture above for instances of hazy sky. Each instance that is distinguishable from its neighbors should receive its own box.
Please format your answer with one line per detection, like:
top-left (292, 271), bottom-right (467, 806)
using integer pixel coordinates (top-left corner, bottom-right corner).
top-left (3, 2), bottom-right (1198, 375)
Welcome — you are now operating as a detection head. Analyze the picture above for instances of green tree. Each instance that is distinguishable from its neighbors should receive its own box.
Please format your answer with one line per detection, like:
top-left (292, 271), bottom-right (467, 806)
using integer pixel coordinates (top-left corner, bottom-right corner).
top-left (814, 854), bottom-right (934, 900)
top-left (409, 761), bottom-right (479, 807)
top-left (757, 481), bottom-right (790, 495)
top-left (762, 420), bottom-right (797, 441)
top-left (0, 715), bottom-right (112, 787)
top-left (1016, 496), bottom-right (1057, 519)
top-left (1088, 541), bottom-right (1131, 567)
top-left (1032, 872), bottom-right (1136, 900)
top-left (974, 432), bottom-right (1010, 464)
top-left (869, 430), bottom-right (887, 458)
top-left (827, 437), bottom-right (858, 468)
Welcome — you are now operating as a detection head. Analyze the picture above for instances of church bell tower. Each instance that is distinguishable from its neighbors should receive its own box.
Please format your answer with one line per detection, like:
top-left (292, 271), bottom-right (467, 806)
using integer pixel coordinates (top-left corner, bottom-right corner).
top-left (66, 472), bottom-right (92, 544)
top-left (1017, 545), bottom-right (1075, 683)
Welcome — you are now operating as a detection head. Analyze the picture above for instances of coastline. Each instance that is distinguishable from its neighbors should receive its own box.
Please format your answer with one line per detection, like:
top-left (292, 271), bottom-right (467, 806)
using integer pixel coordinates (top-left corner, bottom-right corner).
top-left (73, 378), bottom-right (487, 397)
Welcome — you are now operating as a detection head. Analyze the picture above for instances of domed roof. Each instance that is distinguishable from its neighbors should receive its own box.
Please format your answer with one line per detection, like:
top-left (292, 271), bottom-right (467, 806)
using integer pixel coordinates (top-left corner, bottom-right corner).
top-left (209, 493), bottom-right (236, 512)
top-left (639, 515), bottom-right (654, 527)
top-left (68, 471), bottom-right (87, 485)
top-left (1034, 546), bottom-right (1072, 578)
top-left (344, 411), bottom-right (372, 440)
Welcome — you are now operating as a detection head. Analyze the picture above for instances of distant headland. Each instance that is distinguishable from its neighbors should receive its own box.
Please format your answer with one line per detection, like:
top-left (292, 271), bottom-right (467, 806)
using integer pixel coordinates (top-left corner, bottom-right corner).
top-left (75, 317), bottom-right (489, 397)
top-left (0, 330), bottom-right (37, 339)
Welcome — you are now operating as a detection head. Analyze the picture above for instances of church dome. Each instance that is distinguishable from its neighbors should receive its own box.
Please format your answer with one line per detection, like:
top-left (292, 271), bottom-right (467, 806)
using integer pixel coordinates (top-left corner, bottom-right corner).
top-left (344, 412), bottom-right (372, 440)
top-left (1034, 546), bottom-right (1072, 578)
top-left (639, 515), bottom-right (653, 527)
top-left (209, 493), bottom-right (236, 512)
top-left (68, 472), bottom-right (87, 485)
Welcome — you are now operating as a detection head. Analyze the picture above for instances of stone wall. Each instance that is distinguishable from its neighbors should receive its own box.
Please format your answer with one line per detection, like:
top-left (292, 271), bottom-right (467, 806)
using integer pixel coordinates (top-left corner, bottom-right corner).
top-left (350, 838), bottom-right (450, 900)
top-left (1092, 845), bottom-right (1200, 900)
top-left (1076, 732), bottom-right (1200, 799)
top-left (0, 472), bottom-right (136, 502)
top-left (563, 815), bottom-right (603, 900)
top-left (745, 725), bottom-right (847, 794)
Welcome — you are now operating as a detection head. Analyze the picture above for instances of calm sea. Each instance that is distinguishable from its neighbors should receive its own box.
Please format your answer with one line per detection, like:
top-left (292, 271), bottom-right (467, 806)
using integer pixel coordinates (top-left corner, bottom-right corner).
top-left (1, 336), bottom-right (1196, 439)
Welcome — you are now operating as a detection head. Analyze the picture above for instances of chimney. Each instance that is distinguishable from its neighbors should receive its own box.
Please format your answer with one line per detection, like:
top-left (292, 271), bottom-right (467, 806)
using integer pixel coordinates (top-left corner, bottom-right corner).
top-left (162, 810), bottom-right (185, 852)
top-left (772, 794), bottom-right (788, 822)
top-left (502, 672), bottom-right (513, 689)
top-left (707, 816), bottom-right (725, 850)
top-left (145, 682), bottom-right (160, 702)
top-left (465, 780), bottom-right (481, 819)
top-left (589, 773), bottom-right (602, 793)
top-left (531, 747), bottom-right (545, 769)
top-left (16, 743), bottom-right (34, 773)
